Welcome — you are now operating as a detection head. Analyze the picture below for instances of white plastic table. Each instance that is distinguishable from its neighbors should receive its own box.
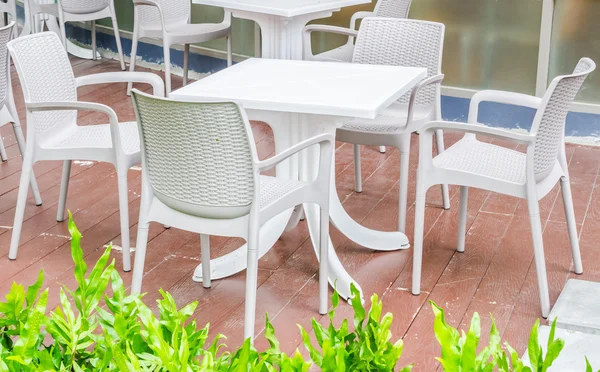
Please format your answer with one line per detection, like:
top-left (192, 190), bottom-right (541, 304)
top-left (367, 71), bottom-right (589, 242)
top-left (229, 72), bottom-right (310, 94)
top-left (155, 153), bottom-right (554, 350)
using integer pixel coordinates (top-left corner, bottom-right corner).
top-left (171, 58), bottom-right (426, 299)
top-left (191, 0), bottom-right (369, 60)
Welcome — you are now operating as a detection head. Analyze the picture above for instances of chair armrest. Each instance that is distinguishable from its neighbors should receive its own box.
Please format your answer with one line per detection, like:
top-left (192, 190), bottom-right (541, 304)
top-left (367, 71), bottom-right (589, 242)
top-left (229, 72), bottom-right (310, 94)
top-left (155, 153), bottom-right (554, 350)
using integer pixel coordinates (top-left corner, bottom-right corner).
top-left (406, 74), bottom-right (444, 132)
top-left (27, 100), bottom-right (126, 155)
top-left (419, 120), bottom-right (536, 145)
top-left (75, 72), bottom-right (165, 97)
top-left (349, 11), bottom-right (375, 30)
top-left (468, 90), bottom-right (542, 124)
top-left (258, 133), bottom-right (334, 173)
top-left (27, 101), bottom-right (118, 121)
top-left (303, 25), bottom-right (358, 60)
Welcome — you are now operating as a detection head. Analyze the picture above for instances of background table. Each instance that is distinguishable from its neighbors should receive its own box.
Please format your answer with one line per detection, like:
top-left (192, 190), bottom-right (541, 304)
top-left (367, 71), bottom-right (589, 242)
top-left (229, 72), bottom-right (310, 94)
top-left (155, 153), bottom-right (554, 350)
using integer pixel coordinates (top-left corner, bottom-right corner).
top-left (192, 0), bottom-right (369, 60)
top-left (171, 58), bottom-right (426, 299)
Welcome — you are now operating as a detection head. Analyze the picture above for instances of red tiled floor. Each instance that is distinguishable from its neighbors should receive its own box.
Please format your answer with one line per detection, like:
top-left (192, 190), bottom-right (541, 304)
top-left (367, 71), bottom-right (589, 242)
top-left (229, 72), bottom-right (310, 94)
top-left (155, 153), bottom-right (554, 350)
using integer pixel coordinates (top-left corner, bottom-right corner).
top-left (1, 58), bottom-right (599, 371)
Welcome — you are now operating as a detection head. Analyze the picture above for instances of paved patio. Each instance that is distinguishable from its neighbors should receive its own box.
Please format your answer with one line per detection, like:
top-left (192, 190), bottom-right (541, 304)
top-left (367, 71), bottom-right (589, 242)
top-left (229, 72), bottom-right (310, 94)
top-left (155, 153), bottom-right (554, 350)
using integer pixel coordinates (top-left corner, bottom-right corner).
top-left (1, 57), bottom-right (600, 370)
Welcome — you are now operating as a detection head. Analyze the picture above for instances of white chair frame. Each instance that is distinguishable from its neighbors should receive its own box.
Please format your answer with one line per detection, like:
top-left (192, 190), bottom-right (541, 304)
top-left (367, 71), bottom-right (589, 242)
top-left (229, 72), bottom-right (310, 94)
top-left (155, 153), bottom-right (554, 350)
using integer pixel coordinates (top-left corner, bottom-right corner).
top-left (129, 89), bottom-right (333, 341)
top-left (7, 32), bottom-right (164, 272)
top-left (412, 58), bottom-right (595, 318)
top-left (304, 18), bottom-right (451, 233)
top-left (129, 0), bottom-right (232, 95)
top-left (57, 0), bottom-right (126, 70)
top-left (0, 22), bottom-right (42, 206)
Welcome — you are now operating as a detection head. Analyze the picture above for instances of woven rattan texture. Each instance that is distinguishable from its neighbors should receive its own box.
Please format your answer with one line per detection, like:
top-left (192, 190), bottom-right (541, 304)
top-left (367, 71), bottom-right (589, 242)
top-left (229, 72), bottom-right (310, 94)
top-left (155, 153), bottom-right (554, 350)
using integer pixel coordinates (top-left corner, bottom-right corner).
top-left (374, 0), bottom-right (412, 18)
top-left (353, 18), bottom-right (443, 106)
top-left (434, 138), bottom-right (527, 184)
top-left (259, 176), bottom-right (306, 208)
top-left (60, 0), bottom-right (110, 14)
top-left (534, 59), bottom-right (593, 175)
top-left (10, 33), bottom-right (77, 134)
top-left (50, 121), bottom-right (140, 155)
top-left (138, 0), bottom-right (189, 26)
top-left (0, 25), bottom-right (11, 104)
top-left (316, 44), bottom-right (354, 62)
top-left (134, 93), bottom-right (255, 208)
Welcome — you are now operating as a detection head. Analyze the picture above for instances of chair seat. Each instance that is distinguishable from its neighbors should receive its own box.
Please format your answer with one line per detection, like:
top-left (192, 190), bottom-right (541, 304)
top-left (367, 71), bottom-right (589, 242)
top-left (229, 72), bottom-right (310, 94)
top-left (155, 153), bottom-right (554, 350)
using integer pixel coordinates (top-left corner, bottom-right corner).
top-left (46, 121), bottom-right (140, 156)
top-left (341, 103), bottom-right (434, 133)
top-left (260, 175), bottom-right (308, 208)
top-left (433, 137), bottom-right (527, 184)
top-left (315, 43), bottom-right (354, 62)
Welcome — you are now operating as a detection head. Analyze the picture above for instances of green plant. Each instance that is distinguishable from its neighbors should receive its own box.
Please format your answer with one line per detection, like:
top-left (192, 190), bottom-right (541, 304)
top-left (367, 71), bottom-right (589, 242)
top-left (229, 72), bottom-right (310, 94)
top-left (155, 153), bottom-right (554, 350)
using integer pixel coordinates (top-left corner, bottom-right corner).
top-left (431, 301), bottom-right (500, 372)
top-left (300, 283), bottom-right (412, 371)
top-left (586, 357), bottom-right (599, 372)
top-left (431, 301), bottom-right (566, 372)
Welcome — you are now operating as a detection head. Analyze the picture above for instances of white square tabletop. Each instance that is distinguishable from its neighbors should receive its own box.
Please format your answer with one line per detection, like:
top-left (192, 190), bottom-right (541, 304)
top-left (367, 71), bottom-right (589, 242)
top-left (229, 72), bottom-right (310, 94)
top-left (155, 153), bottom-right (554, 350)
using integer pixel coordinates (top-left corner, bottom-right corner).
top-left (171, 58), bottom-right (427, 119)
top-left (192, 0), bottom-right (370, 18)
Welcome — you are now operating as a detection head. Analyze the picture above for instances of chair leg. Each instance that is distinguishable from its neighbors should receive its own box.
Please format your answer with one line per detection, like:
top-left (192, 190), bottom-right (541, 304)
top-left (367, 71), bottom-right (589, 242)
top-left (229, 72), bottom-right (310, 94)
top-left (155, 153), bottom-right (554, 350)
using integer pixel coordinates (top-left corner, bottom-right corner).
top-left (244, 221), bottom-right (259, 342)
top-left (117, 168), bottom-right (131, 272)
top-left (457, 186), bottom-right (468, 252)
top-left (163, 43), bottom-right (172, 95)
top-left (379, 146), bottom-right (386, 153)
top-left (56, 160), bottom-right (71, 222)
top-left (127, 26), bottom-right (139, 95)
top-left (183, 44), bottom-right (189, 86)
top-left (412, 191), bottom-right (427, 295)
top-left (353, 144), bottom-right (362, 193)
top-left (91, 20), bottom-right (97, 61)
top-left (131, 218), bottom-right (150, 294)
top-left (11, 109), bottom-right (42, 206)
top-left (200, 234), bottom-right (211, 288)
top-left (435, 129), bottom-right (451, 210)
top-left (527, 193), bottom-right (551, 318)
top-left (319, 205), bottom-right (329, 315)
top-left (0, 134), bottom-right (7, 161)
top-left (561, 177), bottom-right (583, 274)
top-left (9, 152), bottom-right (34, 260)
top-left (226, 35), bottom-right (232, 67)
top-left (111, 12), bottom-right (126, 70)
top-left (398, 148), bottom-right (410, 233)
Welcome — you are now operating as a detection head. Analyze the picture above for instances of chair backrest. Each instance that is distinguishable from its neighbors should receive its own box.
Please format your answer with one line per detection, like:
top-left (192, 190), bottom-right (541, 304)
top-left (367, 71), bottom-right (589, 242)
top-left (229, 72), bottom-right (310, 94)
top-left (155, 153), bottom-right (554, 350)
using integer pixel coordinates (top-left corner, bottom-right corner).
top-left (532, 58), bottom-right (595, 179)
top-left (8, 32), bottom-right (77, 135)
top-left (136, 0), bottom-right (190, 27)
top-left (131, 90), bottom-right (259, 219)
top-left (373, 0), bottom-right (412, 18)
top-left (0, 22), bottom-right (14, 106)
top-left (352, 18), bottom-right (444, 106)
top-left (59, 0), bottom-right (110, 14)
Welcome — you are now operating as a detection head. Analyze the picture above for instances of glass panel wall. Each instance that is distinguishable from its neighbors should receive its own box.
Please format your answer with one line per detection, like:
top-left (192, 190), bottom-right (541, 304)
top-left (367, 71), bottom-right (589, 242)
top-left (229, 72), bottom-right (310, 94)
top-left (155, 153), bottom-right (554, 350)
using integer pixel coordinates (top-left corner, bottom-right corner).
top-left (409, 0), bottom-right (542, 94)
top-left (550, 0), bottom-right (600, 104)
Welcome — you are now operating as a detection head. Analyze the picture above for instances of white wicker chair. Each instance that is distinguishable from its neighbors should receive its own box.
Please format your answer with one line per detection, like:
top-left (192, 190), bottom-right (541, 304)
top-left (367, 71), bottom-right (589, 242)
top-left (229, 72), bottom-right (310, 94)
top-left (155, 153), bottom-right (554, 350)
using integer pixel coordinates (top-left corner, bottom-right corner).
top-left (57, 0), bottom-right (126, 70)
top-left (7, 32), bottom-right (164, 272)
top-left (0, 22), bottom-right (42, 206)
top-left (412, 58), bottom-right (595, 318)
top-left (306, 0), bottom-right (412, 63)
top-left (304, 18), bottom-right (451, 233)
top-left (129, 0), bottom-right (232, 95)
top-left (129, 90), bottom-right (332, 341)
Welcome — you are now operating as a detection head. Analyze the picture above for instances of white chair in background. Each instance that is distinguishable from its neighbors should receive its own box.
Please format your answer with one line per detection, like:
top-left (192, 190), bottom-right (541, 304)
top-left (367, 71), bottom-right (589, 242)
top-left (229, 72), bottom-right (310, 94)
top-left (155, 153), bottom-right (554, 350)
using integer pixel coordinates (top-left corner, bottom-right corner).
top-left (129, 90), bottom-right (332, 341)
top-left (0, 0), bottom-right (18, 38)
top-left (304, 18), bottom-right (451, 234)
top-left (57, 0), bottom-right (126, 70)
top-left (7, 31), bottom-right (164, 271)
top-left (412, 58), bottom-right (595, 318)
top-left (129, 0), bottom-right (232, 95)
top-left (0, 22), bottom-right (42, 206)
top-left (307, 0), bottom-right (412, 63)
